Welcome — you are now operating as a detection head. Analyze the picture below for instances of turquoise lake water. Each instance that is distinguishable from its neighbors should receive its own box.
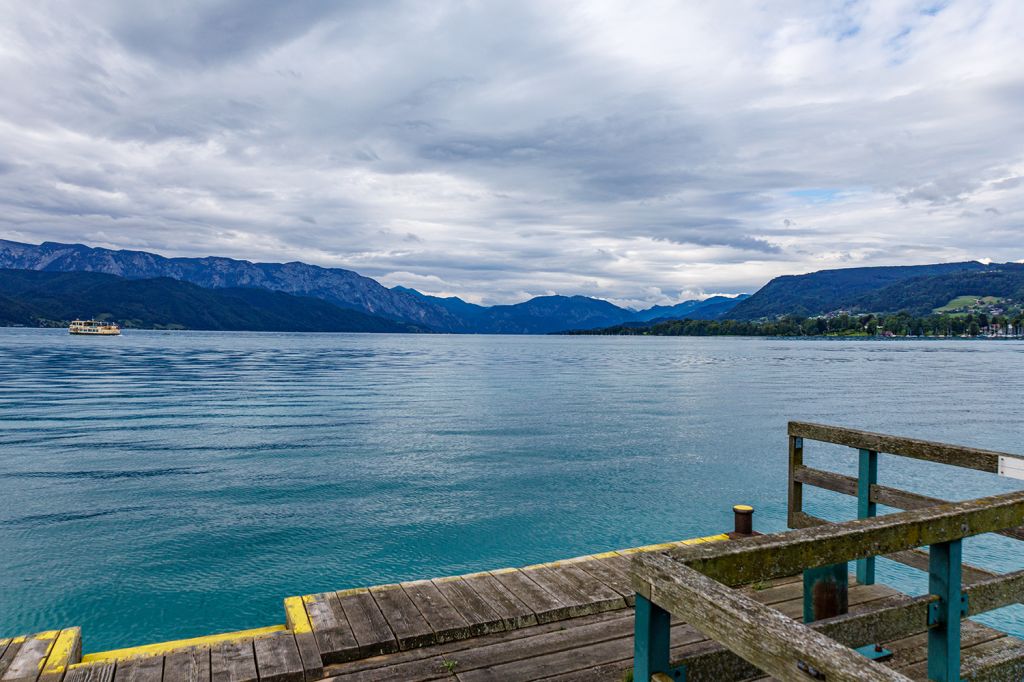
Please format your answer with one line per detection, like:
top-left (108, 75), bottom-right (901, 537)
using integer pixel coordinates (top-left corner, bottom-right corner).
top-left (0, 328), bottom-right (1022, 651)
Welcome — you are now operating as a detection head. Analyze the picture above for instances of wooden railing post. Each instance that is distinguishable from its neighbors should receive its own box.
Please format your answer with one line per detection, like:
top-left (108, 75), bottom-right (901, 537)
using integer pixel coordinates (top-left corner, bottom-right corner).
top-left (857, 448), bottom-right (879, 585)
top-left (788, 434), bottom-right (804, 528)
top-left (634, 594), bottom-right (672, 681)
top-left (928, 539), bottom-right (965, 682)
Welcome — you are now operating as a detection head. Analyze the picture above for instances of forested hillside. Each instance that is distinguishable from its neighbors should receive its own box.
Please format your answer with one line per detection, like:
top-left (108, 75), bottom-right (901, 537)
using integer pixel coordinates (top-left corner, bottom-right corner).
top-left (0, 269), bottom-right (417, 332)
top-left (729, 262), bottom-right (989, 319)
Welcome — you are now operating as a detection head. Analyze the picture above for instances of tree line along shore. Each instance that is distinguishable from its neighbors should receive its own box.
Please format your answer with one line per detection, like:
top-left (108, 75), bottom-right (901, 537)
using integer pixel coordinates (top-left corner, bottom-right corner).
top-left (564, 311), bottom-right (1024, 338)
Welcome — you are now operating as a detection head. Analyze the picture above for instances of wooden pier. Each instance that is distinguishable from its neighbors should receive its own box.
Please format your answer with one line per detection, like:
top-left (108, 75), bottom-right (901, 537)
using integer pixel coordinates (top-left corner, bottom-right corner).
top-left (4, 423), bottom-right (1024, 681)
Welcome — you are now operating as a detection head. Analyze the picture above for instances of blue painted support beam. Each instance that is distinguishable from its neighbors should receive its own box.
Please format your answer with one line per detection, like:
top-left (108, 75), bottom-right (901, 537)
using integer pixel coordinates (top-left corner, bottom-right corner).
top-left (856, 448), bottom-right (878, 585)
top-left (803, 563), bottom-right (848, 623)
top-left (634, 594), bottom-right (673, 681)
top-left (928, 539), bottom-right (965, 682)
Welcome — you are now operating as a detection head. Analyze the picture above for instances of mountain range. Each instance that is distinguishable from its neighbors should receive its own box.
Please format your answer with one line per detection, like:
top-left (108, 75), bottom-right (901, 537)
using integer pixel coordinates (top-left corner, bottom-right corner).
top-left (0, 240), bottom-right (747, 333)
top-left (1, 238), bottom-right (1021, 333)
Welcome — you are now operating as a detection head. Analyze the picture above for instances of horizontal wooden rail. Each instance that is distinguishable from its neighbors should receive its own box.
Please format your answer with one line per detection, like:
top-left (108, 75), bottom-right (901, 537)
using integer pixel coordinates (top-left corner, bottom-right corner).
top-left (669, 593), bottom-right (934, 680)
top-left (672, 490), bottom-right (1024, 586)
top-left (789, 421), bottom-right (1024, 473)
top-left (792, 511), bottom-right (1019, 588)
top-left (632, 552), bottom-right (912, 681)
top-left (666, 568), bottom-right (1024, 680)
top-left (792, 465), bottom-right (1024, 542)
top-left (663, 567), bottom-right (1024, 680)
top-left (793, 464), bottom-right (857, 496)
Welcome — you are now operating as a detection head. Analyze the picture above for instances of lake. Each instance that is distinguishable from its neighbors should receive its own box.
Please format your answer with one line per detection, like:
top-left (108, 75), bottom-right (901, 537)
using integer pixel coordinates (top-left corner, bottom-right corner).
top-left (0, 328), bottom-right (1022, 651)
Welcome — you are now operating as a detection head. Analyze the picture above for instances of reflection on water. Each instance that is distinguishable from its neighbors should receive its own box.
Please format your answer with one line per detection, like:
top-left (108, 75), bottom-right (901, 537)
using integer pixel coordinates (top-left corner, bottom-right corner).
top-left (0, 328), bottom-right (1021, 649)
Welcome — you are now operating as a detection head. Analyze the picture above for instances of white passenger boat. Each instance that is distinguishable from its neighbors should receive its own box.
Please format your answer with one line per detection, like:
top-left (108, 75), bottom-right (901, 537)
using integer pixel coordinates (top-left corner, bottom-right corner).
top-left (69, 319), bottom-right (121, 335)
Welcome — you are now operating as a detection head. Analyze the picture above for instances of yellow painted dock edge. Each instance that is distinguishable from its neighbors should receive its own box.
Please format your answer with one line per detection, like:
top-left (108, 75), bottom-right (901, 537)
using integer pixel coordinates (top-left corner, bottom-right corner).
top-left (42, 628), bottom-right (81, 675)
top-left (78, 625), bottom-right (286, 665)
top-left (284, 597), bottom-right (312, 634)
top-left (616, 532), bottom-right (730, 554)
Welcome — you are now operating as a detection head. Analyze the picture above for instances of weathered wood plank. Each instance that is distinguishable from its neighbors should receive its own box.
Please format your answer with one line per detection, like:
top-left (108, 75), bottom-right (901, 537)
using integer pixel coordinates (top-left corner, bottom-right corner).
top-left (322, 654), bottom-right (452, 682)
top-left (2, 631), bottom-right (60, 682)
top-left (964, 569), bottom-right (1024, 615)
top-left (63, 665), bottom-right (115, 682)
top-left (572, 557), bottom-right (634, 602)
top-left (281, 597), bottom-right (322, 680)
top-left (39, 629), bottom-right (82, 682)
top-left (634, 552), bottom-right (911, 681)
top-left (515, 566), bottom-right (590, 613)
top-left (592, 552), bottom-right (635, 583)
top-left (400, 581), bottom-right (472, 643)
top-left (788, 433), bottom-right (804, 528)
top-left (488, 569), bottom-right (569, 624)
top-left (740, 576), bottom-right (810, 607)
top-left (111, 655), bottom-right (164, 682)
top-left (162, 648), bottom-right (210, 682)
top-left (676, 594), bottom-right (927, 681)
top-left (455, 618), bottom-right (709, 682)
top-left (368, 585), bottom-right (435, 650)
top-left (210, 641), bottom-right (257, 682)
top-left (321, 610), bottom-right (629, 679)
top-left (899, 635), bottom-right (1024, 681)
top-left (0, 640), bottom-right (25, 681)
top-left (542, 563), bottom-right (626, 613)
top-left (460, 573), bottom-right (537, 631)
top-left (792, 511), bottom-right (1015, 595)
top-left (451, 620), bottom-right (643, 681)
top-left (289, 635), bottom-right (320, 682)
top-left (793, 468), bottom-right (1024, 543)
top-left (336, 589), bottom-right (397, 658)
top-left (882, 547), bottom-right (1001, 587)
top-left (676, 490), bottom-right (1024, 586)
top-left (871, 484), bottom-right (1024, 542)
top-left (430, 578), bottom-right (505, 637)
top-left (301, 592), bottom-right (359, 664)
top-left (792, 465), bottom-right (858, 497)
top-left (959, 637), bottom-right (1024, 681)
top-left (883, 620), bottom-right (1004, 670)
top-left (772, 582), bottom-right (903, 621)
top-left (529, 620), bottom-right (725, 682)
top-left (673, 585), bottom-right (930, 682)
top-left (252, 632), bottom-right (303, 682)
top-left (788, 421), bottom-right (1024, 472)
top-left (590, 554), bottom-right (640, 608)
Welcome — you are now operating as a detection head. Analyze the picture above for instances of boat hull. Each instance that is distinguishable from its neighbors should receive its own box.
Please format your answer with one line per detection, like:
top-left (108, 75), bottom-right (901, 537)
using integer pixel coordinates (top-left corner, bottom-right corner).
top-left (69, 329), bottom-right (121, 335)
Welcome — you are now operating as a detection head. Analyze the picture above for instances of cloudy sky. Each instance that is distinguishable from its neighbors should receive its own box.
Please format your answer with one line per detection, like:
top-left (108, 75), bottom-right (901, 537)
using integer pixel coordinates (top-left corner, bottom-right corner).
top-left (0, 1), bottom-right (1022, 306)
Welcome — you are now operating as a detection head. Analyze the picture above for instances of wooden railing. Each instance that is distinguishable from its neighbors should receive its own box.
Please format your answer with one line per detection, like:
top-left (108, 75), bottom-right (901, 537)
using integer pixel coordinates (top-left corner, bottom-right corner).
top-left (630, 424), bottom-right (1024, 682)
top-left (788, 421), bottom-right (1024, 585)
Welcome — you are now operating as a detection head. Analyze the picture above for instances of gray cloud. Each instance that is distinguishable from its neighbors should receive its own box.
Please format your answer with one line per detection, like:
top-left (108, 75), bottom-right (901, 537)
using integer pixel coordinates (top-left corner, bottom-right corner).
top-left (0, 0), bottom-right (1023, 305)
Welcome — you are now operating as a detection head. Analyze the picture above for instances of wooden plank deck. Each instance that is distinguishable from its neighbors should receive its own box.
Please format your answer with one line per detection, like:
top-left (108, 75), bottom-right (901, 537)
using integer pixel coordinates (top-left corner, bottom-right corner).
top-left (6, 531), bottom-right (1023, 682)
top-left (318, 577), bottom-right (1024, 681)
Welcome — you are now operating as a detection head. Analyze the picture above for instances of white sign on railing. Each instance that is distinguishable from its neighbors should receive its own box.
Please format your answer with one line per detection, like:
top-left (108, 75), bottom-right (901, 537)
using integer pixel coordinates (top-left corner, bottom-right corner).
top-left (998, 456), bottom-right (1024, 481)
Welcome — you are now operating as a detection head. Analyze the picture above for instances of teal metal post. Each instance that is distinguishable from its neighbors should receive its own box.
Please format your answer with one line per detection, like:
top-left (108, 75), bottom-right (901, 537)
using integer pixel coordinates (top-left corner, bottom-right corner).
top-left (852, 448), bottom-right (892, 661)
top-left (803, 563), bottom-right (849, 623)
top-left (634, 594), bottom-right (672, 681)
top-left (928, 539), bottom-right (965, 682)
top-left (857, 448), bottom-right (878, 585)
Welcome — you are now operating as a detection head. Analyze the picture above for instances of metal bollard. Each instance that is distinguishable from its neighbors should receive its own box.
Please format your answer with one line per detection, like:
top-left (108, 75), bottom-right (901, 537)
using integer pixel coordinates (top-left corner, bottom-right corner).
top-left (733, 504), bottom-right (754, 535)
